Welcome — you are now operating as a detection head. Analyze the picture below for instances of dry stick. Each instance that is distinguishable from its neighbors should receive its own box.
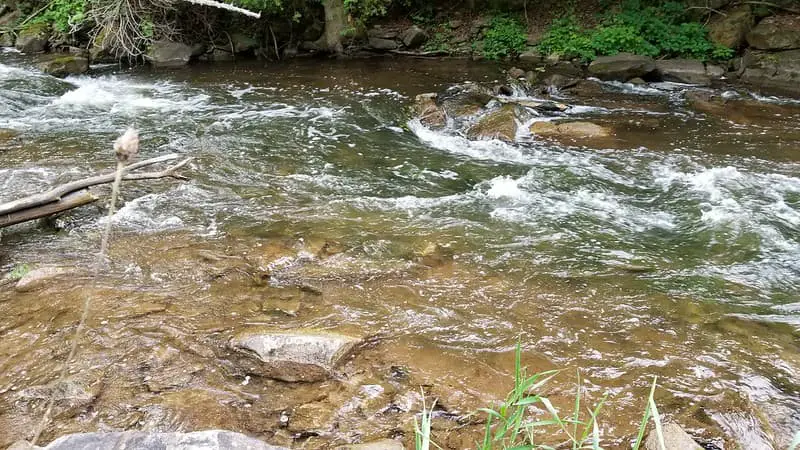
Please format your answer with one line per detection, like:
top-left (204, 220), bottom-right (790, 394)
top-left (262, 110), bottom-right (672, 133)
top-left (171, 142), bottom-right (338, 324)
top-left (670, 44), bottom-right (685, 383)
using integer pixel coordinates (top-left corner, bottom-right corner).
top-left (181, 0), bottom-right (261, 18)
top-left (29, 156), bottom-right (191, 446)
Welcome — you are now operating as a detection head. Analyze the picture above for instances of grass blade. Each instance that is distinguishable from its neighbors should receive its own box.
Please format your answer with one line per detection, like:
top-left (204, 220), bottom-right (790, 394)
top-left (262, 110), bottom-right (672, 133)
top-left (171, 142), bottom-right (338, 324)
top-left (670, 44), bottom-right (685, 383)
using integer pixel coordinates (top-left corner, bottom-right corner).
top-left (573, 370), bottom-right (581, 450)
top-left (648, 382), bottom-right (665, 450)
top-left (632, 377), bottom-right (658, 450)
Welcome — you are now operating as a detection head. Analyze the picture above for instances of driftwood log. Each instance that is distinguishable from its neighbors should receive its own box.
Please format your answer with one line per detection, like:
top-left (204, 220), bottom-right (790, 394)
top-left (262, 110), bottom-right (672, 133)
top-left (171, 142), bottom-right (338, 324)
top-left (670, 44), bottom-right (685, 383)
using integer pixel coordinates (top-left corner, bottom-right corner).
top-left (0, 154), bottom-right (191, 229)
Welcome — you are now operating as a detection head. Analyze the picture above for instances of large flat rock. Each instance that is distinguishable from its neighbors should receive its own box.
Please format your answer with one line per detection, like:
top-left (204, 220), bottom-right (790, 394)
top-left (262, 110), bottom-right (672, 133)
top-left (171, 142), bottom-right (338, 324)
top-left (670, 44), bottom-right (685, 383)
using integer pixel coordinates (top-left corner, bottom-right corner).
top-left (230, 329), bottom-right (361, 382)
top-left (588, 53), bottom-right (655, 81)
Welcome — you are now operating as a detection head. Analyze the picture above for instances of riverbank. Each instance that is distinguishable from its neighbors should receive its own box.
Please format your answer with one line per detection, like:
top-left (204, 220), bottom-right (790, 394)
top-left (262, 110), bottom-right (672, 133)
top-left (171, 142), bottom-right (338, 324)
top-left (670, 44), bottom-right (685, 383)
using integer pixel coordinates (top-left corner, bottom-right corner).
top-left (1, 0), bottom-right (799, 97)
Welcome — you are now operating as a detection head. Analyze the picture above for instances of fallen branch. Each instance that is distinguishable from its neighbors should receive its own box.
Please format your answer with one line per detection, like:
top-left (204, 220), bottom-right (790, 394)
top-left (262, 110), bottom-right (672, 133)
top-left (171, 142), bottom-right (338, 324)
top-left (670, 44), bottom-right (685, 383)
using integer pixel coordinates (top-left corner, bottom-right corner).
top-left (0, 190), bottom-right (98, 228)
top-left (181, 0), bottom-right (261, 18)
top-left (0, 156), bottom-right (192, 229)
top-left (0, 154), bottom-right (184, 216)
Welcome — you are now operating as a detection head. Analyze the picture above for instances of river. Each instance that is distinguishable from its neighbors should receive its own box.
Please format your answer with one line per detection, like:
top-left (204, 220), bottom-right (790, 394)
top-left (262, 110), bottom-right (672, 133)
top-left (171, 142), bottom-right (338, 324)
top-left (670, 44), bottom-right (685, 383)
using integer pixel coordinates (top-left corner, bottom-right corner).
top-left (0, 49), bottom-right (799, 449)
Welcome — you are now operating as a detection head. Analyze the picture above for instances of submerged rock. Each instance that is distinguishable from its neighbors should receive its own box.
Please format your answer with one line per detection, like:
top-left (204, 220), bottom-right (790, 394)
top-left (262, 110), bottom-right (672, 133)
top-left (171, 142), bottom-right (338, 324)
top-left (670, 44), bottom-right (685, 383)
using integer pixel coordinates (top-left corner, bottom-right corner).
top-left (467, 105), bottom-right (518, 142)
top-left (337, 439), bottom-right (406, 450)
top-left (588, 53), bottom-right (655, 81)
top-left (708, 5), bottom-right (754, 49)
top-left (413, 93), bottom-right (446, 128)
top-left (644, 423), bottom-right (702, 450)
top-left (15, 266), bottom-right (74, 292)
top-left (17, 430), bottom-right (288, 449)
top-left (439, 84), bottom-right (493, 118)
top-left (146, 40), bottom-right (192, 68)
top-left (230, 329), bottom-right (361, 382)
top-left (747, 14), bottom-right (800, 50)
top-left (17, 378), bottom-right (100, 419)
top-left (287, 401), bottom-right (335, 433)
top-left (37, 56), bottom-right (89, 77)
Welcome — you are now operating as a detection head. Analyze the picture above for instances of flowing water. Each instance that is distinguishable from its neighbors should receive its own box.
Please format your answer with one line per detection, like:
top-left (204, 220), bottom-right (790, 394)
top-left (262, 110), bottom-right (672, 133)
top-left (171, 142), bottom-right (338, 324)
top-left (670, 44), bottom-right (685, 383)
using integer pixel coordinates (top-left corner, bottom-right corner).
top-left (1, 50), bottom-right (799, 449)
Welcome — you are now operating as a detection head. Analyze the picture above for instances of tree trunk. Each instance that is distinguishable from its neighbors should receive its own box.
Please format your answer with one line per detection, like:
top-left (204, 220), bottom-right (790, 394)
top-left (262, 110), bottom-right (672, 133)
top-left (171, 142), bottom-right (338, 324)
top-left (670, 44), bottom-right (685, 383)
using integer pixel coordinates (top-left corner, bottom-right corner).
top-left (318, 0), bottom-right (346, 53)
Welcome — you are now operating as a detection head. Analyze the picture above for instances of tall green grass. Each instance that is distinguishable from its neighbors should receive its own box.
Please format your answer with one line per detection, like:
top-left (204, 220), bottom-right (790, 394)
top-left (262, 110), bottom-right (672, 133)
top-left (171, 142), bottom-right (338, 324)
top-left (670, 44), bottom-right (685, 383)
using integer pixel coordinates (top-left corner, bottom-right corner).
top-left (414, 343), bottom-right (664, 450)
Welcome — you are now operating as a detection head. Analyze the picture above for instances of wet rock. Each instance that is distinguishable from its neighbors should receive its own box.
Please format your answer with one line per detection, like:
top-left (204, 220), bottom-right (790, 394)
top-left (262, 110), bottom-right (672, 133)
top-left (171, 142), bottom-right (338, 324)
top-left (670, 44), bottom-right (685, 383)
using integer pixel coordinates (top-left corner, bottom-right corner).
top-left (368, 37), bottom-right (398, 51)
top-left (0, 128), bottom-right (20, 142)
top-left (706, 64), bottom-right (725, 79)
top-left (146, 40), bottom-right (192, 68)
top-left (287, 401), bottom-right (335, 433)
top-left (413, 93), bottom-right (446, 128)
top-left (655, 59), bottom-right (710, 85)
top-left (17, 378), bottom-right (100, 419)
top-left (0, 32), bottom-right (13, 47)
top-left (588, 53), bottom-right (655, 81)
top-left (685, 89), bottom-right (800, 122)
top-left (747, 14), bottom-right (800, 50)
top-left (467, 105), bottom-right (518, 142)
top-left (15, 23), bottom-right (50, 53)
top-left (20, 430), bottom-right (288, 449)
top-left (402, 26), bottom-right (427, 49)
top-left (628, 77), bottom-right (646, 85)
top-left (0, 8), bottom-right (20, 29)
top-left (88, 26), bottom-right (116, 63)
top-left (531, 121), bottom-right (613, 146)
top-left (439, 84), bottom-right (493, 118)
top-left (708, 5), bottom-right (754, 49)
top-left (337, 439), bottom-right (405, 450)
top-left (36, 56), bottom-right (89, 77)
top-left (544, 73), bottom-right (579, 90)
top-left (230, 329), bottom-right (361, 382)
top-left (507, 66), bottom-right (525, 79)
top-left (740, 49), bottom-right (800, 96)
top-left (567, 79), bottom-right (606, 96)
top-left (644, 423), bottom-right (702, 450)
top-left (15, 266), bottom-right (73, 292)
top-left (368, 26), bottom-right (399, 40)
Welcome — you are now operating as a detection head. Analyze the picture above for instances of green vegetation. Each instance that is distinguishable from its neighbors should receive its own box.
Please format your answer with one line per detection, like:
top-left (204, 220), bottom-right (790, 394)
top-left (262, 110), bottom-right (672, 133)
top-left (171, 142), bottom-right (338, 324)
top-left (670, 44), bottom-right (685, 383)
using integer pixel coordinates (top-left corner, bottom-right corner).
top-left (538, 0), bottom-right (734, 61)
top-left (29, 0), bottom-right (86, 33)
top-left (414, 343), bottom-right (666, 449)
top-left (479, 15), bottom-right (527, 60)
top-left (8, 264), bottom-right (31, 281)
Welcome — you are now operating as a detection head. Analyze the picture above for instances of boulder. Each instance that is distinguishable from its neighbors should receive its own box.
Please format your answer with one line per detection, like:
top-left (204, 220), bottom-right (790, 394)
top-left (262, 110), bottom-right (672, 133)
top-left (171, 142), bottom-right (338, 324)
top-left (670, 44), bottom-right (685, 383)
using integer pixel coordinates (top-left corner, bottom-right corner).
top-left (588, 53), bottom-right (655, 81)
top-left (0, 31), bottom-right (13, 47)
top-left (655, 59), bottom-right (711, 85)
top-left (229, 329), bottom-right (361, 382)
top-left (530, 120), bottom-right (613, 146)
top-left (368, 26), bottom-right (399, 40)
top-left (644, 423), bottom-right (702, 450)
top-left (708, 5), bottom-right (754, 49)
top-left (229, 33), bottom-right (258, 53)
top-left (518, 49), bottom-right (544, 66)
top-left (747, 14), bottom-right (800, 50)
top-left (402, 25), bottom-right (428, 49)
top-left (15, 266), bottom-right (73, 292)
top-left (37, 56), bottom-right (89, 77)
top-left (413, 93), bottom-right (446, 128)
top-left (337, 440), bottom-right (406, 450)
top-left (507, 66), bottom-right (526, 79)
top-left (467, 105), bottom-right (518, 142)
top-left (368, 37), bottom-right (398, 51)
top-left (439, 84), bottom-right (493, 118)
top-left (15, 23), bottom-right (50, 53)
top-left (18, 430), bottom-right (288, 449)
top-left (685, 89), bottom-right (800, 123)
top-left (146, 40), bottom-right (192, 68)
top-left (210, 48), bottom-right (235, 62)
top-left (740, 49), bottom-right (800, 96)
top-left (543, 73), bottom-right (579, 90)
top-left (89, 28), bottom-right (116, 63)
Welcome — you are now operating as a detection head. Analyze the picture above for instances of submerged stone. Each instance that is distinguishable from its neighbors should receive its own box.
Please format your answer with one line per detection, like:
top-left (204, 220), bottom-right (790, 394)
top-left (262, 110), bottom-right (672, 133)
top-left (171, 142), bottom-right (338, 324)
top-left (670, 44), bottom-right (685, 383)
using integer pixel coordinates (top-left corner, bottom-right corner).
top-left (17, 378), bottom-right (100, 419)
top-left (18, 430), bottom-right (288, 449)
top-left (230, 329), bottom-right (361, 382)
top-left (15, 266), bottom-right (74, 292)
top-left (531, 120), bottom-right (612, 146)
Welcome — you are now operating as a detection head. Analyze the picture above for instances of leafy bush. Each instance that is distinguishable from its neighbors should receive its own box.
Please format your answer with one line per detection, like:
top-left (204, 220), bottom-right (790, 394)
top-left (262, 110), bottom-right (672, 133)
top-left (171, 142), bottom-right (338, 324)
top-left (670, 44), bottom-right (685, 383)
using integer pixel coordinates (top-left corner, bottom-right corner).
top-left (538, 0), bottom-right (733, 61)
top-left (481, 15), bottom-right (527, 60)
top-left (31, 0), bottom-right (86, 33)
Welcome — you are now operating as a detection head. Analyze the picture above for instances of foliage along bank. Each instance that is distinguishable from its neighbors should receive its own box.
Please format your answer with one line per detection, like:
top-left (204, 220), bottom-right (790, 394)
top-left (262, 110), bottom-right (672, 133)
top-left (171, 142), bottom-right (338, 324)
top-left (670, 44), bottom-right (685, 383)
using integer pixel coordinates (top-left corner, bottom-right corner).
top-left (0, 0), bottom-right (798, 95)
